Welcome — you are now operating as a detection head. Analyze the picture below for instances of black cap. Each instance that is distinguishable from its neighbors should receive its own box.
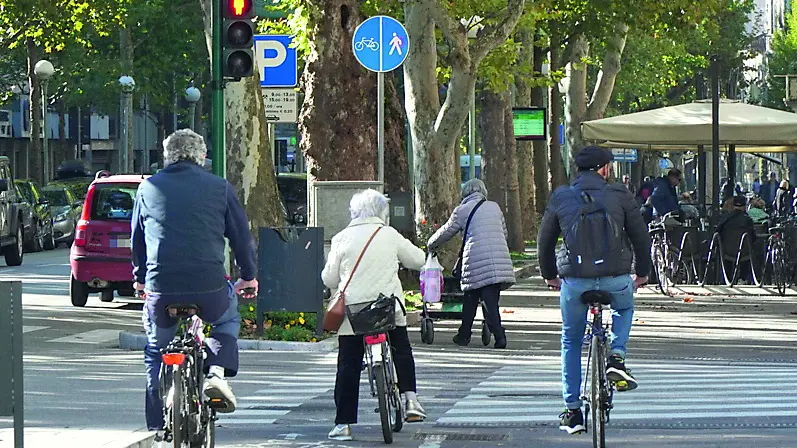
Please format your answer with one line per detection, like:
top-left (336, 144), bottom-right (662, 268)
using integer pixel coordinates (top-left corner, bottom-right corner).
top-left (575, 146), bottom-right (614, 170)
top-left (733, 196), bottom-right (746, 207)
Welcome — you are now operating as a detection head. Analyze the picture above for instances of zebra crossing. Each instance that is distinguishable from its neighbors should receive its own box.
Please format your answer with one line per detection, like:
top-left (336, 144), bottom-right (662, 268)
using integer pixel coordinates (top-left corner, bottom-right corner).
top-left (437, 356), bottom-right (797, 427)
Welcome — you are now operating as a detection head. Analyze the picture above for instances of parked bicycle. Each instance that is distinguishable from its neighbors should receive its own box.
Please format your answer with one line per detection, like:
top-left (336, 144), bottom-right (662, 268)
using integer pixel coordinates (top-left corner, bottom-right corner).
top-left (579, 290), bottom-right (617, 448)
top-left (767, 224), bottom-right (791, 296)
top-left (649, 212), bottom-right (696, 294)
top-left (348, 294), bottom-right (404, 444)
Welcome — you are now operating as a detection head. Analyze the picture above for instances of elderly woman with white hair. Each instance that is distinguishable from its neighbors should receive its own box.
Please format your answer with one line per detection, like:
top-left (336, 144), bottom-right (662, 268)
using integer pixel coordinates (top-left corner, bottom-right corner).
top-left (427, 178), bottom-right (515, 349)
top-left (322, 189), bottom-right (427, 441)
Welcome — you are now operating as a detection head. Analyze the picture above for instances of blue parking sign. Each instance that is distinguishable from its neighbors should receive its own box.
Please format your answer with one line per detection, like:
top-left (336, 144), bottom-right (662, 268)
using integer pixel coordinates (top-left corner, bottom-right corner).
top-left (254, 35), bottom-right (298, 88)
top-left (352, 16), bottom-right (410, 73)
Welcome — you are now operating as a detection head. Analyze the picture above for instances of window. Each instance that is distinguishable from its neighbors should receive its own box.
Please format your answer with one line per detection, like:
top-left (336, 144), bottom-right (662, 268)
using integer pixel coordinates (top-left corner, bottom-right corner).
top-left (43, 190), bottom-right (69, 206)
top-left (91, 184), bottom-right (139, 220)
top-left (16, 182), bottom-right (33, 204)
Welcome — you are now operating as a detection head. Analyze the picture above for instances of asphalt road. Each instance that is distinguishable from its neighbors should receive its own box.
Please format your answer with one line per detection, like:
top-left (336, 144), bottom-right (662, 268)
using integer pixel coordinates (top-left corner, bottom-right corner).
top-left (1, 249), bottom-right (797, 447)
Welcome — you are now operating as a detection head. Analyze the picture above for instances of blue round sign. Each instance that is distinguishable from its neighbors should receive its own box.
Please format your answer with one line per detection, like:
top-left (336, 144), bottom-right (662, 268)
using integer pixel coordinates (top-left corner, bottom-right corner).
top-left (352, 16), bottom-right (410, 73)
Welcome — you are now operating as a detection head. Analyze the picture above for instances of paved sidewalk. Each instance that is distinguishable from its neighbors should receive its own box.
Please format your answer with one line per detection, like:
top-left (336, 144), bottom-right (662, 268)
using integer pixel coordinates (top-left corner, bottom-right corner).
top-left (0, 426), bottom-right (154, 448)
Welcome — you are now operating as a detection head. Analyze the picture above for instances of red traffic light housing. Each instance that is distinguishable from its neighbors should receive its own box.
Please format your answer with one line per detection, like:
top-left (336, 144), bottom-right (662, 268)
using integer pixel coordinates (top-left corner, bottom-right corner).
top-left (221, 0), bottom-right (255, 79)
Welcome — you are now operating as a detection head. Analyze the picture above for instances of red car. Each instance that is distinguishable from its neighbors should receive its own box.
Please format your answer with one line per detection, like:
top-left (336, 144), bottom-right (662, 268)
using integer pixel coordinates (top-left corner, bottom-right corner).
top-left (70, 172), bottom-right (148, 307)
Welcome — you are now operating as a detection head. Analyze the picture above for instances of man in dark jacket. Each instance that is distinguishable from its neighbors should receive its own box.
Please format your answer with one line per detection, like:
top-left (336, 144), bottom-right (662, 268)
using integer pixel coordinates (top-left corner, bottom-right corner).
top-left (132, 129), bottom-right (259, 432)
top-left (650, 169), bottom-right (682, 217)
top-left (716, 196), bottom-right (757, 282)
top-left (537, 146), bottom-right (651, 435)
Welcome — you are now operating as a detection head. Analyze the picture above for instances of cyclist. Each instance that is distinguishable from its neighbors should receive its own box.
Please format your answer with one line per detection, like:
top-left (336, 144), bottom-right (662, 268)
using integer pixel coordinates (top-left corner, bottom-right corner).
top-left (132, 129), bottom-right (258, 432)
top-left (537, 146), bottom-right (650, 434)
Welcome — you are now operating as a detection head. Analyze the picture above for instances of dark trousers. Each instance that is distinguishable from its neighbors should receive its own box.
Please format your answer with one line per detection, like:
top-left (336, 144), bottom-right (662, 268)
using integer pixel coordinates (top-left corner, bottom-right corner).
top-left (458, 283), bottom-right (505, 340)
top-left (334, 326), bottom-right (417, 424)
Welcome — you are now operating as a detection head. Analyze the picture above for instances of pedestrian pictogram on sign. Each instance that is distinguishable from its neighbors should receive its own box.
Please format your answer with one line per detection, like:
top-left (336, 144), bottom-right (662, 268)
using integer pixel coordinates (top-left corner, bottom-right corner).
top-left (352, 16), bottom-right (410, 73)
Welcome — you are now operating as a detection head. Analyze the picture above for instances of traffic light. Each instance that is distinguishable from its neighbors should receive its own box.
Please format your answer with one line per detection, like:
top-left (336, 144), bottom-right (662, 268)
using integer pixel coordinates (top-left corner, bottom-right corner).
top-left (222, 0), bottom-right (255, 79)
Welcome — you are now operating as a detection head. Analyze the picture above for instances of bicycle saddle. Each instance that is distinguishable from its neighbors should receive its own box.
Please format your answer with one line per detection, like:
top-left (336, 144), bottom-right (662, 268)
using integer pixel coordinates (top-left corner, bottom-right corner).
top-left (166, 303), bottom-right (200, 318)
top-left (580, 290), bottom-right (612, 305)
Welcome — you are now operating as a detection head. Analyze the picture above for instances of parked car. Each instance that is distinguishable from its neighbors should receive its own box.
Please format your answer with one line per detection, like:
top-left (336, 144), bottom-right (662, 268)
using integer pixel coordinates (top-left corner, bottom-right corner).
top-left (14, 180), bottom-right (55, 252)
top-left (47, 177), bottom-right (93, 201)
top-left (277, 173), bottom-right (307, 226)
top-left (70, 171), bottom-right (148, 306)
top-left (0, 157), bottom-right (27, 266)
top-left (42, 186), bottom-right (82, 246)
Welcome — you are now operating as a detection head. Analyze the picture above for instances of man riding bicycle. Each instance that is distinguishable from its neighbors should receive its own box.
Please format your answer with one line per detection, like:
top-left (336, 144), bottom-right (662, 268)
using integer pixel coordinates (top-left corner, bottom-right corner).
top-left (537, 146), bottom-right (651, 434)
top-left (132, 129), bottom-right (258, 432)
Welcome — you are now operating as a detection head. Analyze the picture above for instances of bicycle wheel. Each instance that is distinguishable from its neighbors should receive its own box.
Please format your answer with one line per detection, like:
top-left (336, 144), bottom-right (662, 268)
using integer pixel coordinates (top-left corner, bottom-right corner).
top-left (171, 365), bottom-right (186, 448)
top-left (373, 364), bottom-right (393, 444)
top-left (195, 410), bottom-right (215, 448)
top-left (773, 244), bottom-right (787, 296)
top-left (590, 336), bottom-right (607, 448)
top-left (389, 364), bottom-right (403, 433)
top-left (653, 245), bottom-right (668, 295)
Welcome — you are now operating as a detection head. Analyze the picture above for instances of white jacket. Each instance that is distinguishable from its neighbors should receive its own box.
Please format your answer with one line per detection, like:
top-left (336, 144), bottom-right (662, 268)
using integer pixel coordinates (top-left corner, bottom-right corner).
top-left (322, 217), bottom-right (425, 336)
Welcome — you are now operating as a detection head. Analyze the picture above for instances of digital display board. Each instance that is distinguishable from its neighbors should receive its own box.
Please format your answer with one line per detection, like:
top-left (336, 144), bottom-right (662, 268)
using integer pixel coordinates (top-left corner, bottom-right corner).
top-left (512, 107), bottom-right (547, 141)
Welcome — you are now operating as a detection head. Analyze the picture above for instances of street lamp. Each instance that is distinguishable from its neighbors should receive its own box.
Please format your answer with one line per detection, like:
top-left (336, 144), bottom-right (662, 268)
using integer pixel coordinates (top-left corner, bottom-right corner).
top-left (34, 60), bottom-right (54, 182)
top-left (185, 86), bottom-right (201, 131)
top-left (460, 16), bottom-right (484, 181)
top-left (119, 75), bottom-right (136, 173)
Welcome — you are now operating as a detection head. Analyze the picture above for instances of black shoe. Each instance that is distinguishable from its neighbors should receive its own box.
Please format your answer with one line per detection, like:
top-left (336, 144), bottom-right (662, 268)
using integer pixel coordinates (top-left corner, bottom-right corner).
top-left (607, 354), bottom-right (638, 391)
top-left (559, 408), bottom-right (585, 434)
top-left (453, 334), bottom-right (471, 346)
top-left (494, 337), bottom-right (507, 349)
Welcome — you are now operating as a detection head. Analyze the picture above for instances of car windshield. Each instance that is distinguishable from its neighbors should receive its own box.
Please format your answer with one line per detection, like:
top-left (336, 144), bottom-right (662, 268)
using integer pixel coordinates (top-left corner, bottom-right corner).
top-left (277, 177), bottom-right (307, 203)
top-left (43, 190), bottom-right (69, 206)
top-left (91, 184), bottom-right (138, 220)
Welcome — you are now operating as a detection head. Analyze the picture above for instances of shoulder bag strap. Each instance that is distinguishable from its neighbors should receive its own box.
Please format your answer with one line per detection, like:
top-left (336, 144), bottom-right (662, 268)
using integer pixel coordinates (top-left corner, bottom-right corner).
top-left (458, 199), bottom-right (486, 258)
top-left (340, 226), bottom-right (382, 294)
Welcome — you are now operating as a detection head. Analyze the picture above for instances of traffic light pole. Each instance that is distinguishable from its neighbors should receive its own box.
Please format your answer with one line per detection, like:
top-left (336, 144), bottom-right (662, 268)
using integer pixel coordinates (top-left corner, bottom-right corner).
top-left (212, 0), bottom-right (225, 178)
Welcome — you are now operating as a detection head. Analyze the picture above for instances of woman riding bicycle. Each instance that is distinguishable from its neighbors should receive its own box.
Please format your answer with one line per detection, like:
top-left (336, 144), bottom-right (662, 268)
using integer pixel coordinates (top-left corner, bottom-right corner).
top-left (322, 189), bottom-right (427, 441)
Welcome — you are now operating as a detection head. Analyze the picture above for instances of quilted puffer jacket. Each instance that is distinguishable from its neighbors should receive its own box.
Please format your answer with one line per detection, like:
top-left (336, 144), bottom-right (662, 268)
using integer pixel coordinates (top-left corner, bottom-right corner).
top-left (427, 193), bottom-right (516, 291)
top-left (322, 217), bottom-right (426, 336)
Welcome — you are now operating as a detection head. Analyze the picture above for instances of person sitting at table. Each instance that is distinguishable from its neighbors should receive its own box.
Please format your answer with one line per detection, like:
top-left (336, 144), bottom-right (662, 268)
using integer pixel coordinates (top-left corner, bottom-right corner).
top-left (716, 196), bottom-right (756, 283)
top-left (678, 192), bottom-right (699, 220)
top-left (747, 197), bottom-right (770, 225)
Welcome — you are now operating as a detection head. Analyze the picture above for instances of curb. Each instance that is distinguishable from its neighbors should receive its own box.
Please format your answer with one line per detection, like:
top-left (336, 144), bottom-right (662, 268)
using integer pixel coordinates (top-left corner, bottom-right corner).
top-left (513, 262), bottom-right (537, 280)
top-left (119, 331), bottom-right (338, 352)
top-left (120, 430), bottom-right (157, 448)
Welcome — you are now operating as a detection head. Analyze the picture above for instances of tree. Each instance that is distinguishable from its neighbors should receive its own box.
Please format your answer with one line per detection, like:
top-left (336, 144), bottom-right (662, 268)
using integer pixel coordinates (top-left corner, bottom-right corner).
top-left (402, 0), bottom-right (525, 256)
top-left (198, 0), bottom-right (283, 233)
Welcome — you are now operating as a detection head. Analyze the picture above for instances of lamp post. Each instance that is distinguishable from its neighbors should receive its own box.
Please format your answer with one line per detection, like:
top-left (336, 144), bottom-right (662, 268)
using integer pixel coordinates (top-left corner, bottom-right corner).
top-left (119, 75), bottom-right (135, 173)
top-left (185, 86), bottom-right (201, 131)
top-left (34, 60), bottom-right (54, 182)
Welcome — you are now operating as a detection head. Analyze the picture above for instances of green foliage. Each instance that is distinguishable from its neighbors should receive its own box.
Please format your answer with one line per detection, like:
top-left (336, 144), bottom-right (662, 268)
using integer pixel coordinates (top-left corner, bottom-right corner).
top-left (766, 6), bottom-right (797, 109)
top-left (403, 291), bottom-right (422, 311)
top-left (239, 304), bottom-right (326, 342)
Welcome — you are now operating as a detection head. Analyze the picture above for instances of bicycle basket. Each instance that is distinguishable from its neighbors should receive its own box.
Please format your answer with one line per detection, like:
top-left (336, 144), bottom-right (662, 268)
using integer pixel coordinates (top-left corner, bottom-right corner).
top-left (345, 294), bottom-right (397, 336)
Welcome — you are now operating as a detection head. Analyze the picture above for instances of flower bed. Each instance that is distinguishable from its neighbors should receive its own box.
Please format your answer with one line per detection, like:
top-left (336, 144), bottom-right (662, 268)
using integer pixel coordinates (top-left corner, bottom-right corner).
top-left (239, 305), bottom-right (331, 342)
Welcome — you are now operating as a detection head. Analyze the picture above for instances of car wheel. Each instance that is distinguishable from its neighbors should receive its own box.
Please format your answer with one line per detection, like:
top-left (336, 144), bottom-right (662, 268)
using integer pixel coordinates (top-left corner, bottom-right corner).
top-left (100, 289), bottom-right (114, 303)
top-left (43, 221), bottom-right (56, 250)
top-left (3, 226), bottom-right (23, 267)
top-left (70, 275), bottom-right (89, 307)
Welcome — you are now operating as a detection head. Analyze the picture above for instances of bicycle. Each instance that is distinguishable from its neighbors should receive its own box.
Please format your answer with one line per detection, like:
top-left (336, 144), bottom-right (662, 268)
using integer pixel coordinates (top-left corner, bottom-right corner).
top-left (148, 287), bottom-right (255, 448)
top-left (349, 294), bottom-right (404, 444)
top-left (354, 37), bottom-right (380, 51)
top-left (579, 290), bottom-right (616, 448)
top-left (767, 224), bottom-right (790, 296)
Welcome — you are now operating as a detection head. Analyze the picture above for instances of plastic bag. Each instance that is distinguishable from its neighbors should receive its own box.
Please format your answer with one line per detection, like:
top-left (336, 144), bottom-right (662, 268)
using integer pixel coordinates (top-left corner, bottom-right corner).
top-left (420, 254), bottom-right (443, 303)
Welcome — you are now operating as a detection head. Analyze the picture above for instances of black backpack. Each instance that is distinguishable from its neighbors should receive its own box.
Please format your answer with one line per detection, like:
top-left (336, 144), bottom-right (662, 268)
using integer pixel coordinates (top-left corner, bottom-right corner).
top-left (562, 186), bottom-right (627, 277)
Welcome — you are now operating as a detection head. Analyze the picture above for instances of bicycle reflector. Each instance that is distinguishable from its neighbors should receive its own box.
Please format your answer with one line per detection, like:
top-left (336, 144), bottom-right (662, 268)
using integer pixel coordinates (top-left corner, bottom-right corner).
top-left (162, 353), bottom-right (186, 366)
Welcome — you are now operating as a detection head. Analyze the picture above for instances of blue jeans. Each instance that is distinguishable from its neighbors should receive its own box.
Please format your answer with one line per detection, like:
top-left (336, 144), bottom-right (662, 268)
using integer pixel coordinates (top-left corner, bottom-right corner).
top-left (560, 275), bottom-right (634, 410)
top-left (143, 283), bottom-right (241, 430)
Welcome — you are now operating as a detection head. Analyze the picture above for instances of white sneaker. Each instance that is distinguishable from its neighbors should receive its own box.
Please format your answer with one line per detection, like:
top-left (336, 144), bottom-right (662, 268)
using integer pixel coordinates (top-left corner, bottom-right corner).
top-left (203, 373), bottom-right (236, 413)
top-left (405, 399), bottom-right (427, 422)
top-left (328, 424), bottom-right (353, 441)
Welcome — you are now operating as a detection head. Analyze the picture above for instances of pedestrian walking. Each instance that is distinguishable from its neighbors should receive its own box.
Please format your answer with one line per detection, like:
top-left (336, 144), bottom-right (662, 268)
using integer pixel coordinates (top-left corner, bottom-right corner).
top-left (322, 189), bottom-right (427, 441)
top-left (427, 178), bottom-right (516, 349)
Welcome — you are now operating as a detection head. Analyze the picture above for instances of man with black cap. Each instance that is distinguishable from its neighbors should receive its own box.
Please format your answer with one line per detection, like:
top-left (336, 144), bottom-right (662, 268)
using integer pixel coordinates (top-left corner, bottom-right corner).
top-left (537, 146), bottom-right (651, 435)
top-left (650, 168), bottom-right (682, 217)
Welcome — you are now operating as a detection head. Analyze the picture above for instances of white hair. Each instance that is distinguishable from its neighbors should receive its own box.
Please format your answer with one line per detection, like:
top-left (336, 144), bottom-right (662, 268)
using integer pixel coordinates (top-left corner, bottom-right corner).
top-left (461, 178), bottom-right (488, 199)
top-left (350, 189), bottom-right (389, 221)
top-left (163, 129), bottom-right (207, 166)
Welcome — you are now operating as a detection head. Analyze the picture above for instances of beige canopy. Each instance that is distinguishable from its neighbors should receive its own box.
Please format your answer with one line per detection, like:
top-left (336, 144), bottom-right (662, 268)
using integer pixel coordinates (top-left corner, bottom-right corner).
top-left (582, 100), bottom-right (797, 147)
top-left (597, 141), bottom-right (796, 153)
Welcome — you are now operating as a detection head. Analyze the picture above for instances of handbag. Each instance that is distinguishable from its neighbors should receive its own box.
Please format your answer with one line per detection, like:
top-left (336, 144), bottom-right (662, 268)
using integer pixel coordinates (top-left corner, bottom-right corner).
top-left (452, 199), bottom-right (486, 280)
top-left (322, 226), bottom-right (382, 332)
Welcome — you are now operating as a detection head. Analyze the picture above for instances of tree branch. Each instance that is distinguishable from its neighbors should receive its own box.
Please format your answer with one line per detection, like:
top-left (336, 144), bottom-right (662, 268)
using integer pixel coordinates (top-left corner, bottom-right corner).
top-left (470, 0), bottom-right (526, 63)
top-left (586, 22), bottom-right (629, 121)
top-left (426, 0), bottom-right (469, 58)
top-left (0, 25), bottom-right (32, 53)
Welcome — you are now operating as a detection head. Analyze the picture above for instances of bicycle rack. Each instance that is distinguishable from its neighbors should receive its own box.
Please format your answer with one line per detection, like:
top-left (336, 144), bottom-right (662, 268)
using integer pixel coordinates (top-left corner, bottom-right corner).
top-left (699, 232), bottom-right (761, 286)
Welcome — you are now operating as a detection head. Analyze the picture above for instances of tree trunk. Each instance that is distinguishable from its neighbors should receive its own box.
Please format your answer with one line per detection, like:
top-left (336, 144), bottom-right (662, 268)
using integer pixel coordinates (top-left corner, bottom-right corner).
top-left (530, 43), bottom-right (549, 227)
top-left (548, 37), bottom-right (567, 188)
top-left (26, 38), bottom-right (42, 184)
top-left (122, 27), bottom-right (135, 173)
top-left (479, 90), bottom-right (506, 207)
top-left (565, 34), bottom-right (589, 165)
top-left (515, 29), bottom-right (536, 239)
top-left (199, 0), bottom-right (283, 235)
top-left (503, 92), bottom-right (524, 252)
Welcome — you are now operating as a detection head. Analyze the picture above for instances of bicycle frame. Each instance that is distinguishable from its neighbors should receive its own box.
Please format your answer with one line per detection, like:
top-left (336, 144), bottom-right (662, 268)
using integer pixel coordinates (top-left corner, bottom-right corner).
top-left (581, 304), bottom-right (615, 427)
